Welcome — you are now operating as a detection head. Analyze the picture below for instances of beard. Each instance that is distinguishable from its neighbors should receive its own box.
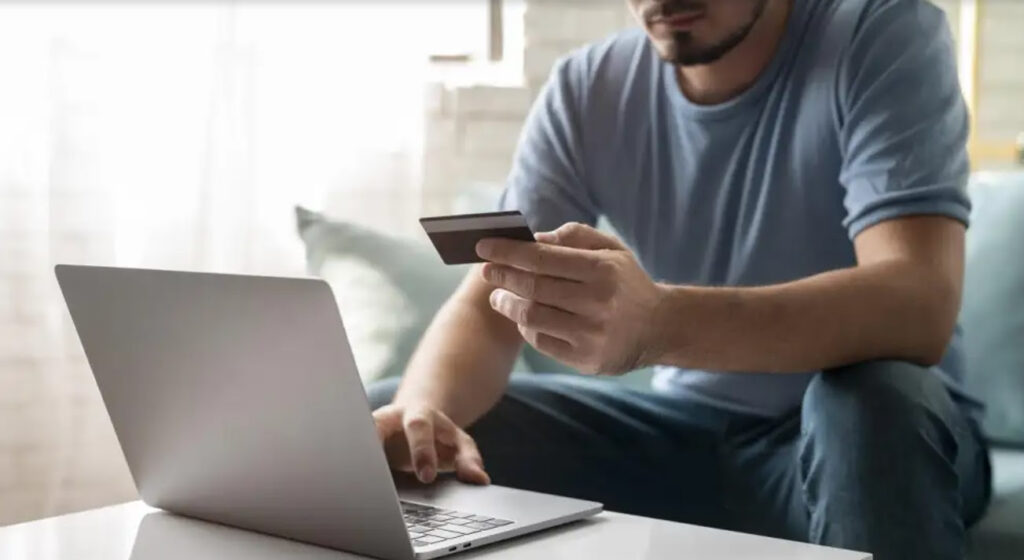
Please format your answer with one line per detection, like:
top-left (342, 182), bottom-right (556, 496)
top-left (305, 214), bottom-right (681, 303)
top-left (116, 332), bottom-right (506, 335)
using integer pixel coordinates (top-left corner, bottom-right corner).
top-left (655, 0), bottom-right (770, 66)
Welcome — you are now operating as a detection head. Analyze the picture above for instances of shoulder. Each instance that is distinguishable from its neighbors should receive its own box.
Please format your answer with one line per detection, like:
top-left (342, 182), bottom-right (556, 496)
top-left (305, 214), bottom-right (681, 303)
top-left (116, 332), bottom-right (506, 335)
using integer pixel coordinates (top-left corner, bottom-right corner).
top-left (850, 0), bottom-right (950, 32)
top-left (556, 27), bottom-right (652, 78)
top-left (545, 27), bottom-right (657, 110)
top-left (804, 0), bottom-right (952, 62)
top-left (833, 0), bottom-right (953, 56)
top-left (811, 0), bottom-right (957, 109)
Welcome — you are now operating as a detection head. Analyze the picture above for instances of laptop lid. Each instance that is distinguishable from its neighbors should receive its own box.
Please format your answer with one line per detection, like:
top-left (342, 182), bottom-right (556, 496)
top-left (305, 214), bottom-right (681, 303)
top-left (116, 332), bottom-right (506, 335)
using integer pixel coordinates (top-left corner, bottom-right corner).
top-left (55, 265), bottom-right (415, 560)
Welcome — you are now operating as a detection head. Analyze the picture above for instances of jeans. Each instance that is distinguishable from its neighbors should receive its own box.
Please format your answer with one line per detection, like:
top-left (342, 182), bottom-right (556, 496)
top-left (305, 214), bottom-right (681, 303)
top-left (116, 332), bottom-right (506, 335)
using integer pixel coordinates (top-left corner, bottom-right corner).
top-left (367, 360), bottom-right (991, 560)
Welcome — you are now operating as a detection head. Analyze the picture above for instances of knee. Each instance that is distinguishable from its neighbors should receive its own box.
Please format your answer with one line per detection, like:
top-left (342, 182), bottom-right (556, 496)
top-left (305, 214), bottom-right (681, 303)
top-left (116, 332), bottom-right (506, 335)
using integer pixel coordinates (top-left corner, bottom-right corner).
top-left (365, 377), bottom-right (402, 411)
top-left (801, 360), bottom-right (955, 448)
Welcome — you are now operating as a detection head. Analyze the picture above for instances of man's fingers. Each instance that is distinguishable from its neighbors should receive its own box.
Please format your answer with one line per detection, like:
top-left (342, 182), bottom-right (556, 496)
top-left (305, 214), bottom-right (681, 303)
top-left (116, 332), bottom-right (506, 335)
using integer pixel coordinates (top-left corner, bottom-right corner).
top-left (372, 404), bottom-right (404, 442)
top-left (402, 408), bottom-right (438, 483)
top-left (518, 325), bottom-right (577, 365)
top-left (540, 222), bottom-right (625, 251)
top-left (453, 432), bottom-right (490, 485)
top-left (431, 410), bottom-right (460, 448)
top-left (480, 264), bottom-right (597, 314)
top-left (489, 289), bottom-right (582, 344)
top-left (476, 238), bottom-right (598, 281)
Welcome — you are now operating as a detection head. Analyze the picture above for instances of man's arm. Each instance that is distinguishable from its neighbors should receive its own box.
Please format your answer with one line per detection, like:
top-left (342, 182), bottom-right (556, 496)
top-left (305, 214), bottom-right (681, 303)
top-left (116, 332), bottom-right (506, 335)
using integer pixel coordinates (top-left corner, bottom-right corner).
top-left (478, 215), bottom-right (964, 375)
top-left (372, 269), bottom-right (522, 485)
top-left (651, 215), bottom-right (964, 372)
top-left (392, 270), bottom-right (523, 426)
top-left (372, 52), bottom-right (598, 485)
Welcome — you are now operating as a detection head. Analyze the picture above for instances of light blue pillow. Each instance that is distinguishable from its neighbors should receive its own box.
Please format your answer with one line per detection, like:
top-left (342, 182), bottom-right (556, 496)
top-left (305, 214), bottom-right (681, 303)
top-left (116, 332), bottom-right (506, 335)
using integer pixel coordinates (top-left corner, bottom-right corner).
top-left (961, 172), bottom-right (1024, 446)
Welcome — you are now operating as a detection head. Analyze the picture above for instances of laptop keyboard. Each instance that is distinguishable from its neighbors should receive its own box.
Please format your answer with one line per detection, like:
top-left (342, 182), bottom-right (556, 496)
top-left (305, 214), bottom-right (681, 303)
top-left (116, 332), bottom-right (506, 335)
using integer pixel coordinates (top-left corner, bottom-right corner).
top-left (401, 501), bottom-right (513, 547)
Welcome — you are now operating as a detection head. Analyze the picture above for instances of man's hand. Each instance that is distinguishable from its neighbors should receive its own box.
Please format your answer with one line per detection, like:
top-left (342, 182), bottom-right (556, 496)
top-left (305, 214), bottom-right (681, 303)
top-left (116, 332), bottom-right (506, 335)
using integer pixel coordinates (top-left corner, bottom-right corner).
top-left (476, 222), bottom-right (665, 375)
top-left (373, 403), bottom-right (490, 485)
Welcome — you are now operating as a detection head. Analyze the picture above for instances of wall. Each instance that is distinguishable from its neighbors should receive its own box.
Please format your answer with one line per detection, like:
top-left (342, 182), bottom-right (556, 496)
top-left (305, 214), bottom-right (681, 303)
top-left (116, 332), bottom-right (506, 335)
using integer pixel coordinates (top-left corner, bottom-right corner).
top-left (977, 2), bottom-right (1024, 145)
top-left (421, 0), bottom-right (633, 214)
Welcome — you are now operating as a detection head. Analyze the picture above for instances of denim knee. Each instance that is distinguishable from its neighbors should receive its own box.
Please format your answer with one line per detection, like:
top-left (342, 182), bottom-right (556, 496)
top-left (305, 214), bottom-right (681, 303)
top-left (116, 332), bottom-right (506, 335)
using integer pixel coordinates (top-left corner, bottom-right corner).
top-left (801, 360), bottom-right (958, 456)
top-left (365, 377), bottom-right (401, 411)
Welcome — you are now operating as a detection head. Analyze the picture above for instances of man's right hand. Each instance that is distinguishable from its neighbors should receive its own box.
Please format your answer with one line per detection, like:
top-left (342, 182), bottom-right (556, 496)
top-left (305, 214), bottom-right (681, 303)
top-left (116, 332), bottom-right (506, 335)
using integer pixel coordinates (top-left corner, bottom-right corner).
top-left (373, 403), bottom-right (491, 485)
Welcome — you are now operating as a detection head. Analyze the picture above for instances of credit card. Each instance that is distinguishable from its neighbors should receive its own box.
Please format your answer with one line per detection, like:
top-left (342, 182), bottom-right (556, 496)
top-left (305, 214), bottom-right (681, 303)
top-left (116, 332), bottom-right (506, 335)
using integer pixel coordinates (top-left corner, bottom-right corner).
top-left (420, 210), bottom-right (535, 265)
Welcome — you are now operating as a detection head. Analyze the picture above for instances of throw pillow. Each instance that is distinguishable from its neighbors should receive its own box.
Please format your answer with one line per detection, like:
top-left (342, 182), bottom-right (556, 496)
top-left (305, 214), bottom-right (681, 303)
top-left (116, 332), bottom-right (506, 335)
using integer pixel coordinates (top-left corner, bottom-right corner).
top-left (295, 206), bottom-right (535, 383)
top-left (962, 172), bottom-right (1024, 447)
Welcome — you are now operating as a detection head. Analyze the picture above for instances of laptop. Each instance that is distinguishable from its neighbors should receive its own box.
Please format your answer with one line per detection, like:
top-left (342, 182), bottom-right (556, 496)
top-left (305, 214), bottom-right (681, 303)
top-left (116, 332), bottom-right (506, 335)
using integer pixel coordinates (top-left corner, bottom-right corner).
top-left (55, 265), bottom-right (602, 560)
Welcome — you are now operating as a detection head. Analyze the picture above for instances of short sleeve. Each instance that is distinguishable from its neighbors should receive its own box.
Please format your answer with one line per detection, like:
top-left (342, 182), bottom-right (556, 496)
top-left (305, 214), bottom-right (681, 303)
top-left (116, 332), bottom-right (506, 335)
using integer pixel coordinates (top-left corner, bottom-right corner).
top-left (498, 55), bottom-right (598, 232)
top-left (837, 0), bottom-right (971, 239)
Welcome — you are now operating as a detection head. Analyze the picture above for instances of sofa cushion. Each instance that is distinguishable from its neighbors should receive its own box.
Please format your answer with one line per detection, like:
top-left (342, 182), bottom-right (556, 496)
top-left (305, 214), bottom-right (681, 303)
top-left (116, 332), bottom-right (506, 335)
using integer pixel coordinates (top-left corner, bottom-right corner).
top-left (962, 173), bottom-right (1024, 446)
top-left (969, 450), bottom-right (1024, 559)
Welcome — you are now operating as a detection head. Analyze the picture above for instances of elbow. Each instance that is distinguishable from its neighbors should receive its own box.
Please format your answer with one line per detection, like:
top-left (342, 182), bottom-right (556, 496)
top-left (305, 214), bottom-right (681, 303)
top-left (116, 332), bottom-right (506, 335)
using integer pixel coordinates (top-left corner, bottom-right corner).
top-left (901, 327), bottom-right (953, 368)
top-left (906, 282), bottom-right (961, 367)
top-left (911, 338), bottom-right (950, 368)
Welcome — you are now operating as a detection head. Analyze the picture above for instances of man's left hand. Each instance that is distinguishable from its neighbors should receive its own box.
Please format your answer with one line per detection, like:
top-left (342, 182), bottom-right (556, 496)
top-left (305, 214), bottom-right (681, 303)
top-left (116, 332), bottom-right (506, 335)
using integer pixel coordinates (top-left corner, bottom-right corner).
top-left (476, 222), bottom-right (665, 375)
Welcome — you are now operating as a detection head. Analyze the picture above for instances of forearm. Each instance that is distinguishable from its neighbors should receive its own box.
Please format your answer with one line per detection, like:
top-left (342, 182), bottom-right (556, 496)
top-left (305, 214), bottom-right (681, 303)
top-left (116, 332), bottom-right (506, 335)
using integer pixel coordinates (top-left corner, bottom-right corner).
top-left (651, 260), bottom-right (960, 373)
top-left (393, 268), bottom-right (523, 426)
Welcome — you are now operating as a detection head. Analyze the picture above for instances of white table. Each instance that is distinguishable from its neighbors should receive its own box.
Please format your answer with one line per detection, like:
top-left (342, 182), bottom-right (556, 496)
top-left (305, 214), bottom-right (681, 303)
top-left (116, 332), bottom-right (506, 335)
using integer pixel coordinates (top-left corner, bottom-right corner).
top-left (0, 501), bottom-right (870, 560)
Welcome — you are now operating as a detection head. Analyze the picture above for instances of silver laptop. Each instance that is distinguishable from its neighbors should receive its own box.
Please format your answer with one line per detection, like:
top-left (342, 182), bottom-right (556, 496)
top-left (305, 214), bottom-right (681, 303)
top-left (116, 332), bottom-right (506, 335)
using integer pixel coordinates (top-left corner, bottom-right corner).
top-left (55, 265), bottom-right (602, 560)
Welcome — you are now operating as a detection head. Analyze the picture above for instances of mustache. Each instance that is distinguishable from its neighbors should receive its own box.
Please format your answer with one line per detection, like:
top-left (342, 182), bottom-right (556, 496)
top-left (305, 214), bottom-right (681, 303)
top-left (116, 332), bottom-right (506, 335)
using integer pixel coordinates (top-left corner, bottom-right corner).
top-left (641, 0), bottom-right (706, 22)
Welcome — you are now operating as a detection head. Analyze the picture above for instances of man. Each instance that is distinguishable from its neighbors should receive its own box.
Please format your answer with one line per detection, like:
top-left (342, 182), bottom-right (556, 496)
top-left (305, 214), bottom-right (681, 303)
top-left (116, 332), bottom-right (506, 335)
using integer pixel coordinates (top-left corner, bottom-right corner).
top-left (369, 0), bottom-right (991, 558)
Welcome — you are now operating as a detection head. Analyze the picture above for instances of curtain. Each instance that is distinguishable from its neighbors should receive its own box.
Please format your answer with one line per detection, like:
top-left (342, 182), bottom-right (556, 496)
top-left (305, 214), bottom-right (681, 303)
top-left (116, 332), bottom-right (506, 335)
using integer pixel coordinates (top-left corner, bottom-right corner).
top-left (0, 2), bottom-right (478, 526)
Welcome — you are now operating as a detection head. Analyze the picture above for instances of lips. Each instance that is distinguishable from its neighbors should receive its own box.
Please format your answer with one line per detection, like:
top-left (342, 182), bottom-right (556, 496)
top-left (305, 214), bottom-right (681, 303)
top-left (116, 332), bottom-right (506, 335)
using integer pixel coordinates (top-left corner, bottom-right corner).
top-left (660, 11), bottom-right (704, 27)
top-left (645, 1), bottom-right (706, 29)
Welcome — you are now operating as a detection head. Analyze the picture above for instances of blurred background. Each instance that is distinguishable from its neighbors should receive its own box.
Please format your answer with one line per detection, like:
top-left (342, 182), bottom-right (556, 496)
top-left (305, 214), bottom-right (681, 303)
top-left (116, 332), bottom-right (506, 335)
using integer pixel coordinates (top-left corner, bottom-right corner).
top-left (0, 0), bottom-right (1021, 527)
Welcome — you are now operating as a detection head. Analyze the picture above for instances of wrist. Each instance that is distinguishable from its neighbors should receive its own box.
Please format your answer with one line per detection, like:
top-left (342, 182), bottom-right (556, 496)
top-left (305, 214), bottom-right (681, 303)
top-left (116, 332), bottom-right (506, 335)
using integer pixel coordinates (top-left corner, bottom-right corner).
top-left (640, 283), bottom-right (688, 367)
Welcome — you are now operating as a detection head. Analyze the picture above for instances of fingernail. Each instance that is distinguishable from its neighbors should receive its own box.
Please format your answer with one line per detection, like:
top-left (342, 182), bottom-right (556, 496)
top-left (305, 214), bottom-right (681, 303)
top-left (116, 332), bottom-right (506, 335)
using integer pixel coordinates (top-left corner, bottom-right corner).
top-left (489, 290), bottom-right (502, 309)
top-left (418, 466), bottom-right (435, 482)
top-left (476, 239), bottom-right (494, 258)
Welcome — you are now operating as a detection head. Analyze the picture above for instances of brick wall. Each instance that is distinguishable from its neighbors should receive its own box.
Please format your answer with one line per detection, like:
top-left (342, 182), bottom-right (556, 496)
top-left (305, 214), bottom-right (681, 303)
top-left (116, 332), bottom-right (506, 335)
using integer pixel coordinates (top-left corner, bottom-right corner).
top-left (420, 0), bottom-right (634, 215)
top-left (977, 2), bottom-right (1024, 144)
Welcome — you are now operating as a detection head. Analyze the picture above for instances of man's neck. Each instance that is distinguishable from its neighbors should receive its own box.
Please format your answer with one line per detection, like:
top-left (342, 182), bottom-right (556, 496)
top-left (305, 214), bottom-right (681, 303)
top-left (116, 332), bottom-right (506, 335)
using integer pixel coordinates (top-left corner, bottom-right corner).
top-left (677, 0), bottom-right (793, 106)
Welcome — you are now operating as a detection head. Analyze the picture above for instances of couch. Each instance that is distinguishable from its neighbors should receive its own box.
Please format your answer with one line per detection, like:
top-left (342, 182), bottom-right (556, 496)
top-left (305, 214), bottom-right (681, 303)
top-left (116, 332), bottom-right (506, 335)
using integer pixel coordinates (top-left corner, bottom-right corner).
top-left (297, 172), bottom-right (1024, 558)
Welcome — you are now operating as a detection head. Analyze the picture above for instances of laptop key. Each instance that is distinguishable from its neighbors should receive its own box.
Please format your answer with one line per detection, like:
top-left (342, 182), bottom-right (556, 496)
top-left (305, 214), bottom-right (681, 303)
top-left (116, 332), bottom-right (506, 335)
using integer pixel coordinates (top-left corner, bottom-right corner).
top-left (448, 511), bottom-right (474, 518)
top-left (466, 521), bottom-right (496, 530)
top-left (426, 529), bottom-right (461, 539)
top-left (425, 520), bottom-right (447, 528)
top-left (408, 532), bottom-right (425, 539)
top-left (409, 525), bottom-right (432, 533)
top-left (414, 535), bottom-right (445, 545)
top-left (446, 518), bottom-right (472, 526)
top-left (468, 515), bottom-right (493, 522)
top-left (487, 519), bottom-right (513, 527)
top-left (440, 524), bottom-right (476, 535)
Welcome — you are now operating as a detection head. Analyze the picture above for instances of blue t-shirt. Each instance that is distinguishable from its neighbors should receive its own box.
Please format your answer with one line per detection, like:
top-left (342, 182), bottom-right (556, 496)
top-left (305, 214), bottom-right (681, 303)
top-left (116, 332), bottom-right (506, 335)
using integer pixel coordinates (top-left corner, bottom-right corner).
top-left (499, 0), bottom-right (976, 417)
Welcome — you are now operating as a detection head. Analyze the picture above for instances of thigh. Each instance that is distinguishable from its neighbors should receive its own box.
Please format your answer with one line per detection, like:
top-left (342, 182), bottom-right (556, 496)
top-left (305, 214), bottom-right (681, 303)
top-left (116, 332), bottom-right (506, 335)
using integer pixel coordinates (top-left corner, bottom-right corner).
top-left (805, 361), bottom-right (991, 525)
top-left (709, 362), bottom-right (994, 546)
top-left (465, 374), bottom-right (736, 528)
top-left (718, 411), bottom-right (808, 542)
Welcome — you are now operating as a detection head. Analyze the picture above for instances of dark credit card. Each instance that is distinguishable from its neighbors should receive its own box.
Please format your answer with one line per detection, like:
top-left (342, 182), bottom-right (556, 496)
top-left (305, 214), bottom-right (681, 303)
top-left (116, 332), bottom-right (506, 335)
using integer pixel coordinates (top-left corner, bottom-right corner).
top-left (420, 210), bottom-right (535, 265)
